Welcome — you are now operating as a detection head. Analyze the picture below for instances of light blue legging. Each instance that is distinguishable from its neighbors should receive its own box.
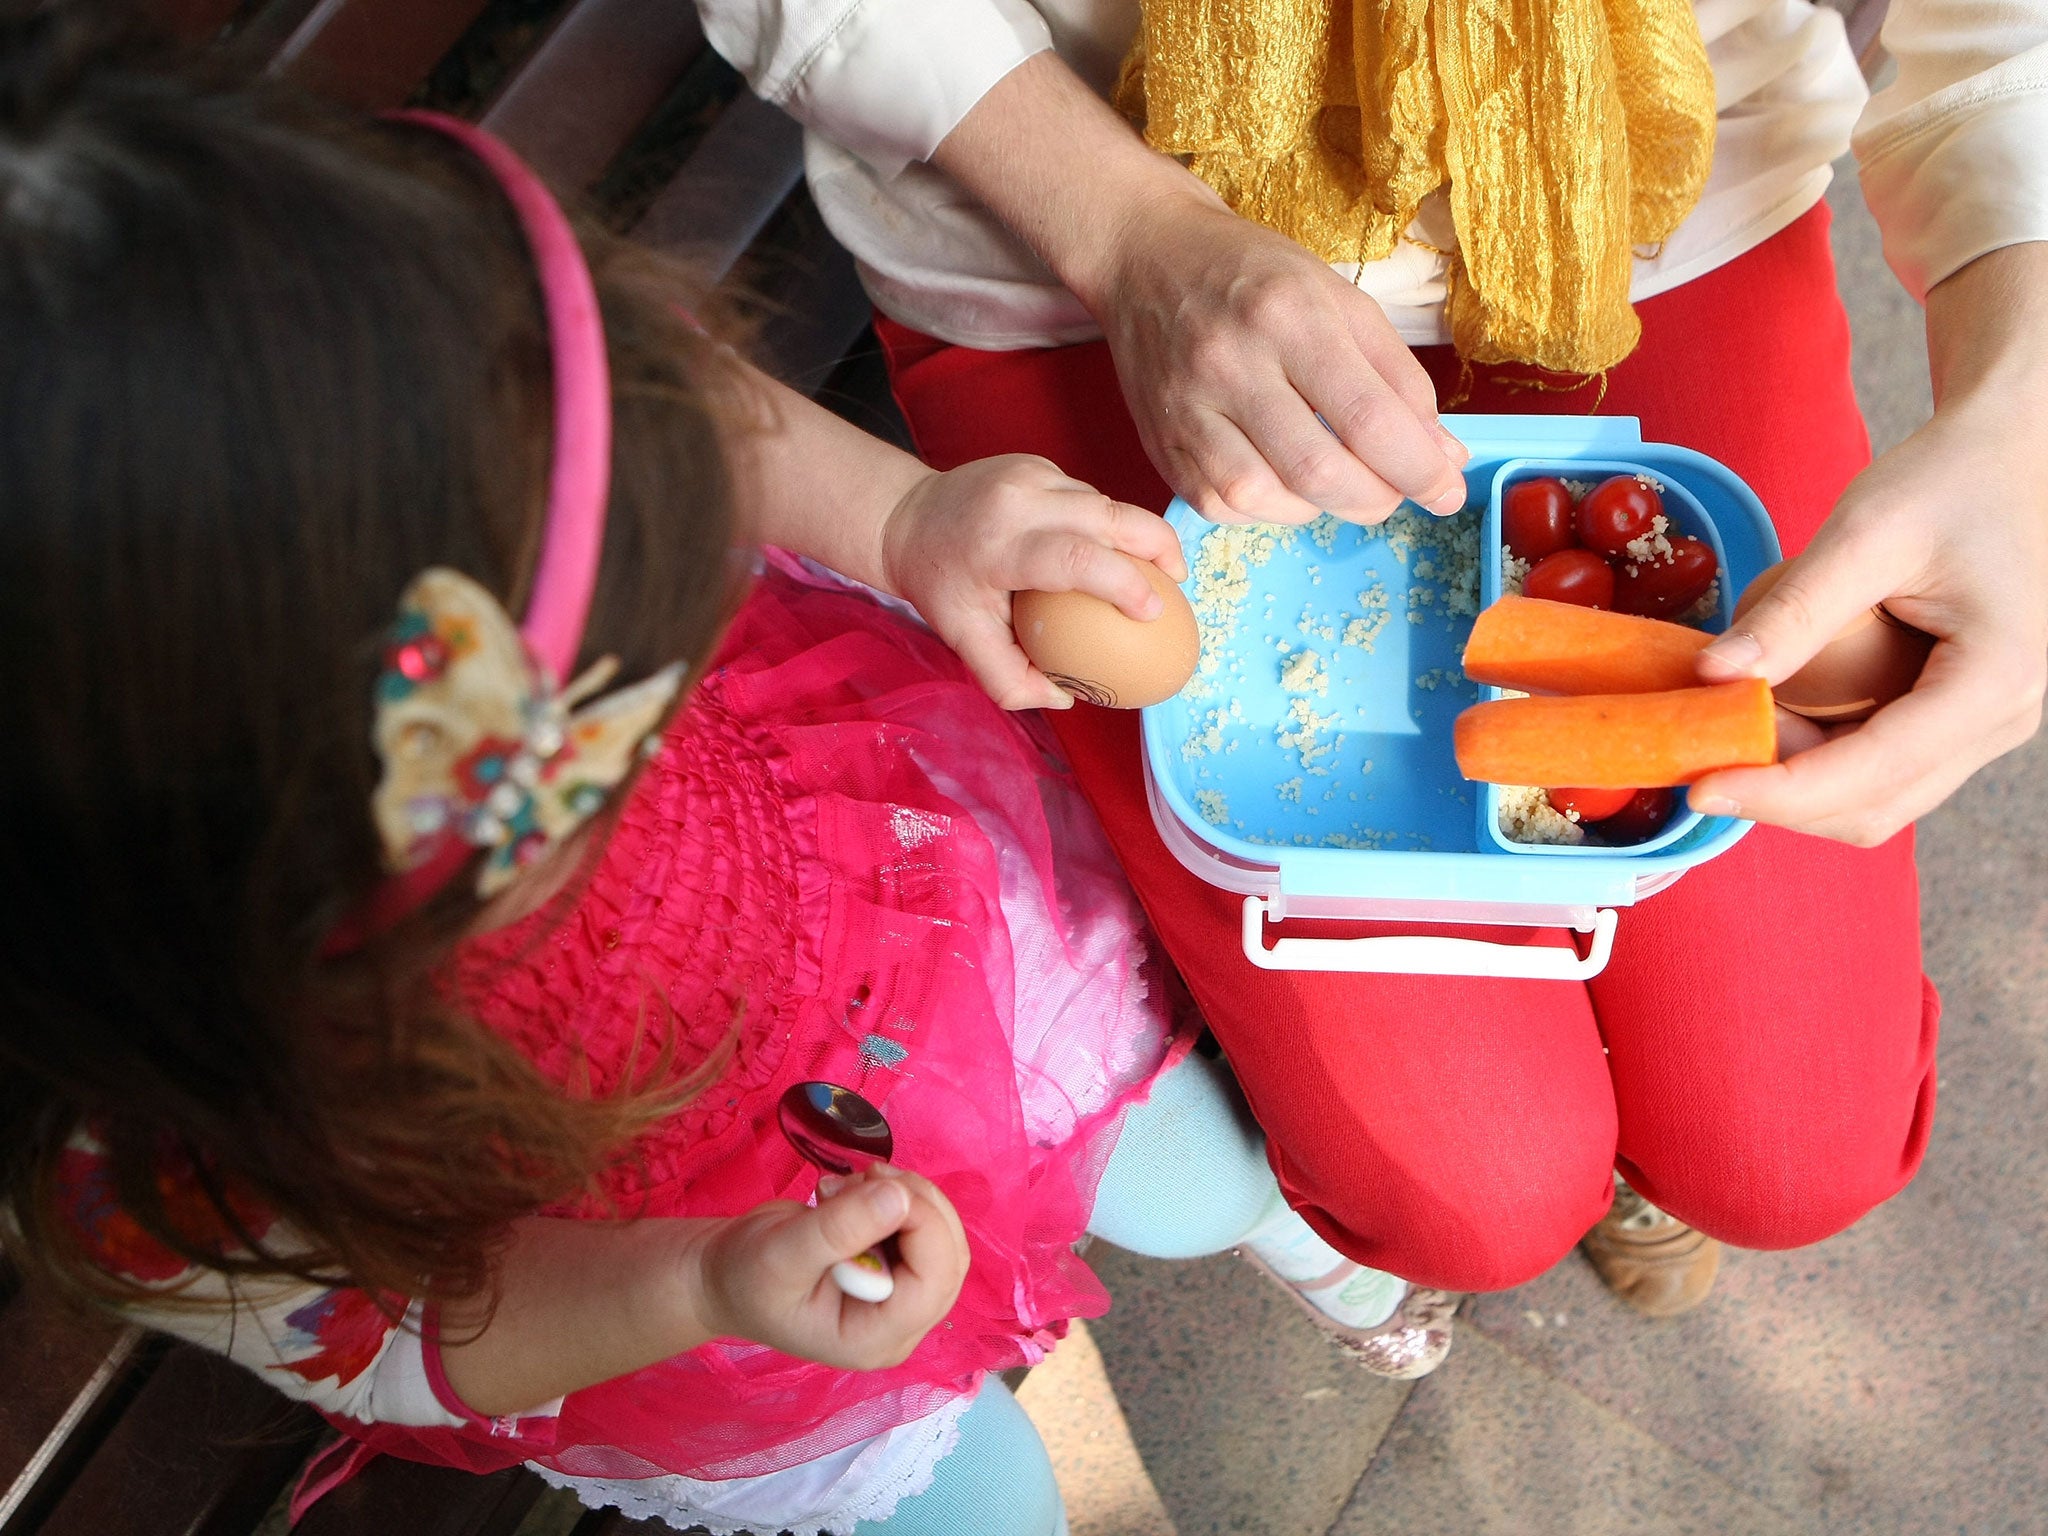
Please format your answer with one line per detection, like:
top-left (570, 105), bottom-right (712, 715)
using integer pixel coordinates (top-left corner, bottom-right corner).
top-left (854, 1049), bottom-right (1283, 1535)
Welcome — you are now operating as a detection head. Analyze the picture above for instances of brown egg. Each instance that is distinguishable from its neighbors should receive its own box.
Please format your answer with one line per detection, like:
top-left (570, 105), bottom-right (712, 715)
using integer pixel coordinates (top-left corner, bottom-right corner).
top-left (1012, 557), bottom-right (1199, 709)
top-left (1733, 561), bottom-right (1934, 723)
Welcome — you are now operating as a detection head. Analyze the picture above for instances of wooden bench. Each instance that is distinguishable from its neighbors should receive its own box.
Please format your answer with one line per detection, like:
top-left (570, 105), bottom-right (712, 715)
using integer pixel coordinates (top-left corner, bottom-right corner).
top-left (1, 0), bottom-right (1902, 1530)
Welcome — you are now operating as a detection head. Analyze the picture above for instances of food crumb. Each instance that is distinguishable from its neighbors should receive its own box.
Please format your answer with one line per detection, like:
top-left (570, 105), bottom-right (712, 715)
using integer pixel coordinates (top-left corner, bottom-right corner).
top-left (1181, 706), bottom-right (1230, 761)
top-left (1342, 582), bottom-right (1393, 652)
top-left (1496, 784), bottom-right (1587, 845)
top-left (1280, 648), bottom-right (1329, 696)
top-left (1278, 698), bottom-right (1343, 773)
top-left (1194, 789), bottom-right (1229, 826)
top-left (1623, 513), bottom-right (1674, 565)
top-left (1277, 777), bottom-right (1304, 804)
top-left (1320, 829), bottom-right (1393, 850)
top-left (1678, 577), bottom-right (1721, 625)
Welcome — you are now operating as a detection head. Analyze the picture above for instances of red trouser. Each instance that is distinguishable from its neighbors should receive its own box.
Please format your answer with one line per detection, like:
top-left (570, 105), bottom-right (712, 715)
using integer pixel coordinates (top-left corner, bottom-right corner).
top-left (875, 203), bottom-right (1940, 1292)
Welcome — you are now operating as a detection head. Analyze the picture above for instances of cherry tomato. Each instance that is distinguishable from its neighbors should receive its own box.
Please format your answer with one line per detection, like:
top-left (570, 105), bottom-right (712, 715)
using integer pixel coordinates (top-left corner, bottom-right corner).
top-left (1503, 477), bottom-right (1577, 561)
top-left (1592, 788), bottom-right (1677, 844)
top-left (1614, 536), bottom-right (1718, 618)
top-left (1576, 476), bottom-right (1662, 555)
top-left (1547, 786), bottom-right (1637, 823)
top-left (1523, 548), bottom-right (1616, 609)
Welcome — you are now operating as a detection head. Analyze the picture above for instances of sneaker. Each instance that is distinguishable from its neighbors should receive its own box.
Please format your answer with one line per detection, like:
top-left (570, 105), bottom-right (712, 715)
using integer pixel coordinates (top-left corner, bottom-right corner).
top-left (1238, 1214), bottom-right (1457, 1379)
top-left (1581, 1176), bottom-right (1721, 1318)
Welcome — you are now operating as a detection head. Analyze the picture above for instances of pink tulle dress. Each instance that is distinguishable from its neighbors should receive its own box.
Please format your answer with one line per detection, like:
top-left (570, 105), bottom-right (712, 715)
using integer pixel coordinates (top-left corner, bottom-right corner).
top-left (339, 555), bottom-right (1187, 1485)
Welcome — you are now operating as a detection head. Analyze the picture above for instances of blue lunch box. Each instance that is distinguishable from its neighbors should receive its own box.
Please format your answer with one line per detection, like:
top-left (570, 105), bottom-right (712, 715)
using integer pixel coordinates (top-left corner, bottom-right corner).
top-left (1138, 413), bottom-right (1783, 980)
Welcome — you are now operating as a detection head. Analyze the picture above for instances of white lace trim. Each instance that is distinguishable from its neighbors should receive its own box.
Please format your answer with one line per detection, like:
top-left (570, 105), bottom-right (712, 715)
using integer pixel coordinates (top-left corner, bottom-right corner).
top-left (527, 1390), bottom-right (973, 1536)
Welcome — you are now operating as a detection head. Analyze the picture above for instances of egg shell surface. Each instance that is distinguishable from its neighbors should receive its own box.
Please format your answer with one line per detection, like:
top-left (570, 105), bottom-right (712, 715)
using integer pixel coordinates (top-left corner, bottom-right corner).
top-left (1733, 561), bottom-right (1933, 722)
top-left (1013, 557), bottom-right (1199, 709)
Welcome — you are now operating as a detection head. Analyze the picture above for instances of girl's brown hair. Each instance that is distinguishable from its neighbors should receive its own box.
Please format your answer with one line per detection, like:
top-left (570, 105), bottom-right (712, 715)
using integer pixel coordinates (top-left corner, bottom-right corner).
top-left (0, 10), bottom-right (743, 1307)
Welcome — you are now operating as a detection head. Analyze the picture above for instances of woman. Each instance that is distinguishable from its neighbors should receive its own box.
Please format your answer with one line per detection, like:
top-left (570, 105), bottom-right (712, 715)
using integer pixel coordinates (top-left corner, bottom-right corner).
top-left (689, 0), bottom-right (2046, 1327)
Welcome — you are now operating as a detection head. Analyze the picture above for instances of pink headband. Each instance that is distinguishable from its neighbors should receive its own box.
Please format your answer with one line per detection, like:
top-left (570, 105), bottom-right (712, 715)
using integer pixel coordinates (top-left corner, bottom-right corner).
top-left (326, 115), bottom-right (614, 953)
top-left (392, 110), bottom-right (611, 689)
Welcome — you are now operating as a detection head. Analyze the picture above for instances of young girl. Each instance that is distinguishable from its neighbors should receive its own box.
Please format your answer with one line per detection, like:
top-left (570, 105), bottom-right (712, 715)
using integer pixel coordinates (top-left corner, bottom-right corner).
top-left (0, 20), bottom-right (1449, 1536)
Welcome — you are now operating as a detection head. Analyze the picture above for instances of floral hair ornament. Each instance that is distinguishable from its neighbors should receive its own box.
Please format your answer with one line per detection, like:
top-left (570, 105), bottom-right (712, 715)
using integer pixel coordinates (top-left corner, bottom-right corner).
top-left (370, 569), bottom-right (681, 902)
top-left (326, 113), bottom-right (677, 953)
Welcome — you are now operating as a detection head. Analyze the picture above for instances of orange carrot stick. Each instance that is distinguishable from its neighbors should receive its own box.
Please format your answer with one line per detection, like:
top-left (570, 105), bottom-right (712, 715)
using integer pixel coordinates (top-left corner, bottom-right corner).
top-left (1463, 596), bottom-right (1714, 694)
top-left (1454, 679), bottom-right (1777, 788)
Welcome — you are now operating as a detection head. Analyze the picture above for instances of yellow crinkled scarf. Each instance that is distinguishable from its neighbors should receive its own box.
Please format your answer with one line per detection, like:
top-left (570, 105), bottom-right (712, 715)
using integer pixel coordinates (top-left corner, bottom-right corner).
top-left (1114, 0), bottom-right (1717, 375)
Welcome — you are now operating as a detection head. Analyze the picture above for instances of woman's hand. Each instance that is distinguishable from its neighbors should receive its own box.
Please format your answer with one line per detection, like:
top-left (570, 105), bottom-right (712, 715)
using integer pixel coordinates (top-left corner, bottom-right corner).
top-left (693, 1167), bottom-right (971, 1372)
top-left (930, 51), bottom-right (1468, 530)
top-left (1083, 184), bottom-right (1470, 527)
top-left (881, 454), bottom-right (1187, 709)
top-left (1688, 243), bottom-right (2048, 843)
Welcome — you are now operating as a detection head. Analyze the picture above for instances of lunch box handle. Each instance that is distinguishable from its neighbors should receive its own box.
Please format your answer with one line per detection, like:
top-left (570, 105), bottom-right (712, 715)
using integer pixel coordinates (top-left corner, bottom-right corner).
top-left (1240, 899), bottom-right (1618, 979)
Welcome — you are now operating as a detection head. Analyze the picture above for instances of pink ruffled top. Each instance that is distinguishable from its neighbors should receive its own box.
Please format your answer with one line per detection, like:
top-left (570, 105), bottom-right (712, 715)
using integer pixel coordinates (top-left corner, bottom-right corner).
top-left (342, 557), bottom-right (1185, 1482)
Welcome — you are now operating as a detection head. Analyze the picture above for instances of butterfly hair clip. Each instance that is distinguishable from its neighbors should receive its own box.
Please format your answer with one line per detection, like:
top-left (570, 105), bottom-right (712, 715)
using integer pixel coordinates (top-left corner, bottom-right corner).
top-left (369, 568), bottom-right (682, 900)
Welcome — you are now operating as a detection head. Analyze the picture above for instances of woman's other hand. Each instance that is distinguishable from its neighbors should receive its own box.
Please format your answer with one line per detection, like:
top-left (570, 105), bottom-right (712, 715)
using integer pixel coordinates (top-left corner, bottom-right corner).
top-left (694, 1167), bottom-right (971, 1372)
top-left (882, 454), bottom-right (1187, 710)
top-left (1084, 185), bottom-right (1470, 527)
top-left (1688, 242), bottom-right (2048, 843)
top-left (932, 51), bottom-right (1468, 528)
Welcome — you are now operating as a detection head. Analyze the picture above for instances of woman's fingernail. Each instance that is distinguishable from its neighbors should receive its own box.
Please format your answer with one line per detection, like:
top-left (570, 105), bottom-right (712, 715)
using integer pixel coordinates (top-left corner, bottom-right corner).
top-left (1689, 791), bottom-right (1739, 816)
top-left (817, 1174), bottom-right (848, 1198)
top-left (1436, 426), bottom-right (1471, 466)
top-left (865, 1182), bottom-right (910, 1223)
top-left (1700, 633), bottom-right (1763, 675)
top-left (867, 1161), bottom-right (903, 1179)
top-left (1139, 593), bottom-right (1163, 619)
top-left (1428, 486), bottom-right (1467, 517)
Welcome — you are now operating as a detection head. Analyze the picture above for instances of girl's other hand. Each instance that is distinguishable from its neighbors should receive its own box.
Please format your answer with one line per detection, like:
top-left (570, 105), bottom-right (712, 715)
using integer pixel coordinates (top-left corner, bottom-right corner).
top-left (692, 1167), bottom-right (970, 1371)
top-left (880, 454), bottom-right (1187, 710)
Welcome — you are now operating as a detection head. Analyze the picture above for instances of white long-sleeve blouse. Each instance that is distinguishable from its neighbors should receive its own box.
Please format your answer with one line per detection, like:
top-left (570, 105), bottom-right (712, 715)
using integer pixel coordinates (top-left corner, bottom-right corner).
top-left (691, 0), bottom-right (2048, 348)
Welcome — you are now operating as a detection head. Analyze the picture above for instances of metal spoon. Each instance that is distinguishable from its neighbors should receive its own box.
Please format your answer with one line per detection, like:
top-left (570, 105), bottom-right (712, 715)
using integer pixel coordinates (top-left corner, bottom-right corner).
top-left (776, 1081), bottom-right (897, 1302)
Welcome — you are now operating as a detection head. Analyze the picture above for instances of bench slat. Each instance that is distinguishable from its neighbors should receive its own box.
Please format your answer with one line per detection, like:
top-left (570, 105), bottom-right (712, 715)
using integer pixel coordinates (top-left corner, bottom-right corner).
top-left (292, 1457), bottom-right (546, 1536)
top-left (0, 1284), bottom-right (132, 1491)
top-left (1845, 0), bottom-right (1891, 71)
top-left (140, 0), bottom-right (247, 43)
top-left (251, 0), bottom-right (495, 108)
top-left (481, 0), bottom-right (707, 193)
top-left (30, 1347), bottom-right (322, 1536)
top-left (629, 88), bottom-right (803, 284)
top-left (752, 230), bottom-right (874, 394)
top-left (0, 1310), bottom-right (147, 1536)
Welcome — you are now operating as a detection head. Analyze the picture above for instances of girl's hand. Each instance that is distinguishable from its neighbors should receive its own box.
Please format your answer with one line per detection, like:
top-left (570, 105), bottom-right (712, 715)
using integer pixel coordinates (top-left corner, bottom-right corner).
top-left (1081, 185), bottom-right (1470, 528)
top-left (692, 1167), bottom-right (970, 1371)
top-left (1688, 244), bottom-right (2048, 843)
top-left (880, 454), bottom-right (1188, 710)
